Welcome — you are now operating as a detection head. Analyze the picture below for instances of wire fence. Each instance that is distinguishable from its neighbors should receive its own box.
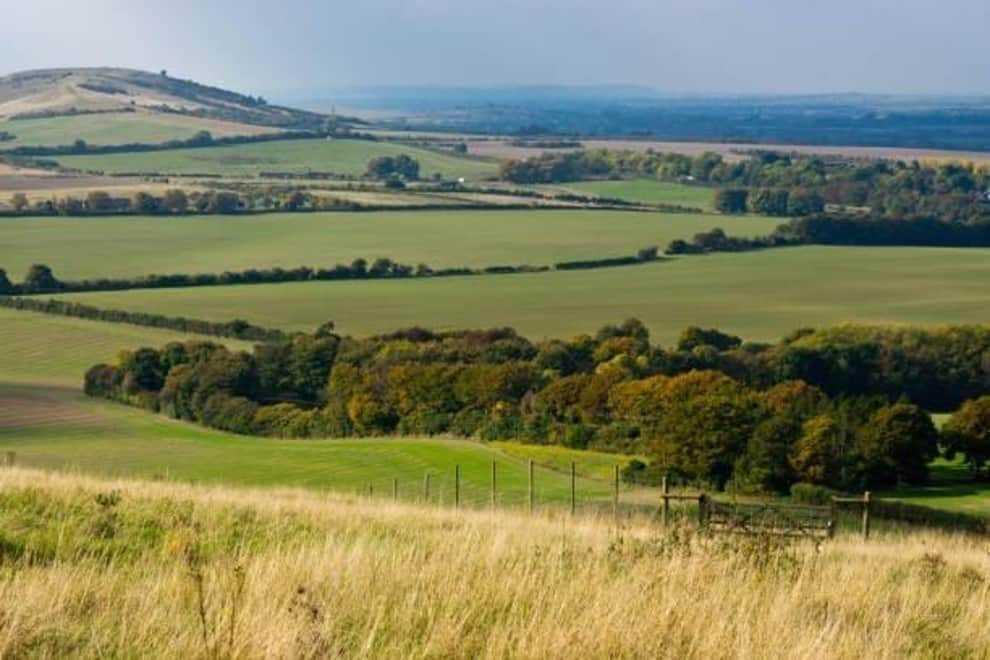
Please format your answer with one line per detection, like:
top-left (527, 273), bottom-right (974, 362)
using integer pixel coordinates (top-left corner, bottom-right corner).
top-left (3, 451), bottom-right (985, 536)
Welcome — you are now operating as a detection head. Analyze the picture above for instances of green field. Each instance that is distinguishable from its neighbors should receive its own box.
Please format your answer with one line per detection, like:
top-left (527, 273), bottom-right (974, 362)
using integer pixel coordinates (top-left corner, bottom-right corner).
top-left (0, 307), bottom-right (252, 387)
top-left (881, 459), bottom-right (990, 518)
top-left (560, 179), bottom-right (716, 211)
top-left (0, 210), bottom-right (775, 280)
top-left (0, 308), bottom-right (622, 507)
top-left (50, 246), bottom-right (990, 345)
top-left (53, 138), bottom-right (500, 180)
top-left (0, 307), bottom-right (986, 516)
top-left (1, 112), bottom-right (271, 147)
top-left (493, 442), bottom-right (647, 482)
top-left (0, 390), bottom-right (615, 509)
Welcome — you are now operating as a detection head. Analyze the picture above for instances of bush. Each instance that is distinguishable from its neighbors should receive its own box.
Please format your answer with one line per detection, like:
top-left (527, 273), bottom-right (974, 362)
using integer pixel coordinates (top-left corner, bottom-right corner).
top-left (789, 482), bottom-right (836, 505)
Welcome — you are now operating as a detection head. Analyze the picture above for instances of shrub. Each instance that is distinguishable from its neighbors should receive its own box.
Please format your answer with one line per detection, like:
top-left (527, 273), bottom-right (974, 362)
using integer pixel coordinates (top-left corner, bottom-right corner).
top-left (789, 482), bottom-right (835, 505)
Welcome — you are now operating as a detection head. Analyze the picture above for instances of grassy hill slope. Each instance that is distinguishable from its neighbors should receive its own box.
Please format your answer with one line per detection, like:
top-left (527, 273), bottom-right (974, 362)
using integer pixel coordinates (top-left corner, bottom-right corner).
top-left (0, 67), bottom-right (327, 128)
top-left (0, 308), bottom-right (620, 507)
top-left (0, 111), bottom-right (273, 147)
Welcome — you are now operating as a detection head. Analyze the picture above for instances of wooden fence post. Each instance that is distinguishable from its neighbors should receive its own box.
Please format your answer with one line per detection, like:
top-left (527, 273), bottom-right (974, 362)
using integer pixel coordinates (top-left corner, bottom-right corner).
top-left (613, 464), bottom-right (619, 522)
top-left (454, 465), bottom-right (460, 509)
top-left (368, 483), bottom-right (373, 498)
top-left (528, 460), bottom-right (534, 513)
top-left (424, 473), bottom-right (431, 502)
top-left (392, 478), bottom-right (398, 501)
top-left (862, 491), bottom-right (871, 540)
top-left (4, 451), bottom-right (14, 467)
top-left (661, 475), bottom-right (670, 527)
top-left (828, 497), bottom-right (837, 538)
top-left (570, 461), bottom-right (576, 515)
top-left (491, 461), bottom-right (497, 509)
top-left (698, 493), bottom-right (708, 527)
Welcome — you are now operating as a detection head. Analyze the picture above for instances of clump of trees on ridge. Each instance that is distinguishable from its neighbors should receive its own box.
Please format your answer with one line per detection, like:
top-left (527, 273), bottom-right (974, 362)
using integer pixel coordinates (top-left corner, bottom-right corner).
top-left (366, 154), bottom-right (421, 181)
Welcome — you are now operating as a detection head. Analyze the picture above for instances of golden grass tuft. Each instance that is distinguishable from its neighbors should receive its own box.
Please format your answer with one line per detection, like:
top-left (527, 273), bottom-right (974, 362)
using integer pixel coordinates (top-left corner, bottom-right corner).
top-left (0, 467), bottom-right (986, 658)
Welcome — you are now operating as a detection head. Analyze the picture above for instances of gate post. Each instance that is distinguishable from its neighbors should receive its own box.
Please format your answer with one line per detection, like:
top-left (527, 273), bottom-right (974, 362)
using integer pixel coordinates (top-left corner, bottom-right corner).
top-left (490, 461), bottom-right (497, 509)
top-left (454, 465), bottom-right (460, 508)
top-left (612, 464), bottom-right (619, 522)
top-left (828, 497), bottom-right (837, 538)
top-left (661, 475), bottom-right (670, 527)
top-left (862, 491), bottom-right (871, 540)
top-left (570, 461), bottom-right (576, 515)
top-left (528, 460), bottom-right (534, 513)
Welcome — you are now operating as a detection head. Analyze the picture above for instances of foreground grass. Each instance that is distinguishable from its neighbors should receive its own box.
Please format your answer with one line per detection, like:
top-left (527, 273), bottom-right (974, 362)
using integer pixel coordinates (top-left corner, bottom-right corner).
top-left (53, 246), bottom-right (990, 344)
top-left (0, 112), bottom-right (271, 147)
top-left (0, 468), bottom-right (986, 657)
top-left (54, 138), bottom-right (499, 180)
top-left (0, 209), bottom-right (776, 280)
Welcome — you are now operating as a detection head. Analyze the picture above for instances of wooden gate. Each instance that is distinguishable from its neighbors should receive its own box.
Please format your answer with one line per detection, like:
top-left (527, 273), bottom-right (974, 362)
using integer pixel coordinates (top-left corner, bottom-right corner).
top-left (701, 497), bottom-right (834, 539)
top-left (659, 477), bottom-right (839, 540)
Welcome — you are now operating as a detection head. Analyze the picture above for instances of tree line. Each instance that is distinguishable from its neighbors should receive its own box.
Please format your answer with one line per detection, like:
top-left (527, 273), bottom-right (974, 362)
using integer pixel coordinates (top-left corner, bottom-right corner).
top-left (0, 249), bottom-right (660, 296)
top-left (85, 319), bottom-right (990, 494)
top-left (0, 129), bottom-right (324, 158)
top-left (665, 214), bottom-right (990, 255)
top-left (499, 148), bottom-right (990, 224)
top-left (2, 188), bottom-right (478, 216)
top-left (8, 106), bottom-right (136, 121)
top-left (0, 296), bottom-right (284, 342)
top-left (3, 185), bottom-right (700, 217)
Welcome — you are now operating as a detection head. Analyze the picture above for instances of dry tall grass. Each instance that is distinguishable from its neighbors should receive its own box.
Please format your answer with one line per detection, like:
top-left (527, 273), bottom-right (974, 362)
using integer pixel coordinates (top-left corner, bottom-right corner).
top-left (0, 467), bottom-right (986, 658)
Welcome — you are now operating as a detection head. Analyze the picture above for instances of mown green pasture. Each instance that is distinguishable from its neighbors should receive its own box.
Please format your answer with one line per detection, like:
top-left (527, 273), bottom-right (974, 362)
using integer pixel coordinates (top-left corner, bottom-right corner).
top-left (0, 308), bottom-right (623, 507)
top-left (53, 138), bottom-right (500, 180)
top-left (880, 459), bottom-right (990, 518)
top-left (0, 307), bottom-right (252, 387)
top-left (0, 209), bottom-right (775, 280)
top-left (493, 442), bottom-right (648, 482)
top-left (0, 390), bottom-right (617, 509)
top-left (559, 179), bottom-right (716, 211)
top-left (50, 246), bottom-right (990, 345)
top-left (0, 112), bottom-right (270, 147)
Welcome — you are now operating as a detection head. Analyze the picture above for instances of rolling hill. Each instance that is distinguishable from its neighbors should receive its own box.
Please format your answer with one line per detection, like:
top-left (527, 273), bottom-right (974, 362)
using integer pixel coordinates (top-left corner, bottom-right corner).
top-left (0, 67), bottom-right (329, 129)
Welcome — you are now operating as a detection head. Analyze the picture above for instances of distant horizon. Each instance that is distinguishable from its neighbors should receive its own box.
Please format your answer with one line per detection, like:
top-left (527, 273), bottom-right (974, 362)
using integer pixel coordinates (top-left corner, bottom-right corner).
top-left (1, 1), bottom-right (988, 98)
top-left (9, 65), bottom-right (990, 108)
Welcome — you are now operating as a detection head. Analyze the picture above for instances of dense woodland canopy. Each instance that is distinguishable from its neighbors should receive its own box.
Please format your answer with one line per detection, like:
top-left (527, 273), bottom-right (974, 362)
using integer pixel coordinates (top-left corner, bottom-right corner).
top-left (86, 320), bottom-right (990, 494)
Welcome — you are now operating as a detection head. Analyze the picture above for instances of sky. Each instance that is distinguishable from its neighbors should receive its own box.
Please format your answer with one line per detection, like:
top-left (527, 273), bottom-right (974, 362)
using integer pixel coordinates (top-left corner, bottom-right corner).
top-left (1, 0), bottom-right (988, 100)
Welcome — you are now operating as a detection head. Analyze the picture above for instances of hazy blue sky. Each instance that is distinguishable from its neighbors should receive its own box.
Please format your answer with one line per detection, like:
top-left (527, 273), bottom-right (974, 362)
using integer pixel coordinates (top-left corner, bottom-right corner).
top-left (2, 0), bottom-right (988, 98)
